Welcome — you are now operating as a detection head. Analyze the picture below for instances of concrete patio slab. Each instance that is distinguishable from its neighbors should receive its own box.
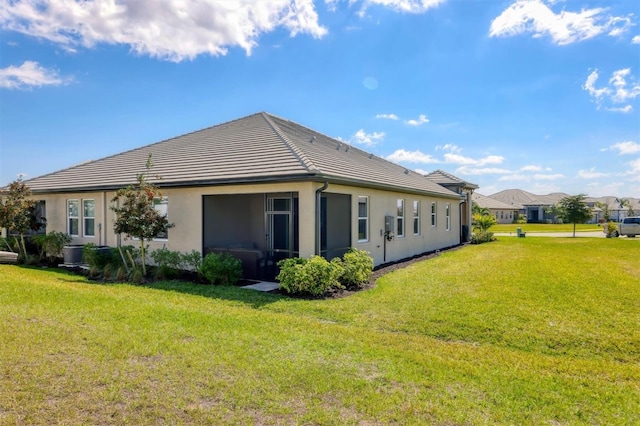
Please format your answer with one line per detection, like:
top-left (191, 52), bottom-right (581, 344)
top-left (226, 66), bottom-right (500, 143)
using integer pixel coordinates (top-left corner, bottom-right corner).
top-left (240, 281), bottom-right (280, 292)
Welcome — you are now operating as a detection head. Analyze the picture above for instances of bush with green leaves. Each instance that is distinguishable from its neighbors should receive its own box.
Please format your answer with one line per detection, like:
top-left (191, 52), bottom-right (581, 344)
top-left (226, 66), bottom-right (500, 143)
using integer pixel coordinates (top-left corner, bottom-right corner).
top-left (199, 252), bottom-right (242, 285)
top-left (277, 255), bottom-right (344, 297)
top-left (181, 250), bottom-right (202, 272)
top-left (32, 231), bottom-right (72, 263)
top-left (151, 248), bottom-right (183, 279)
top-left (83, 243), bottom-right (123, 271)
top-left (470, 231), bottom-right (495, 244)
top-left (340, 248), bottom-right (374, 289)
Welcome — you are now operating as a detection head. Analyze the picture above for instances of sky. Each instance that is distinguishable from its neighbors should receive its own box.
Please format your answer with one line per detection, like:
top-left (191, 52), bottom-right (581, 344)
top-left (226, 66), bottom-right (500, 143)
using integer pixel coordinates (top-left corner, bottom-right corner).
top-left (0, 0), bottom-right (639, 198)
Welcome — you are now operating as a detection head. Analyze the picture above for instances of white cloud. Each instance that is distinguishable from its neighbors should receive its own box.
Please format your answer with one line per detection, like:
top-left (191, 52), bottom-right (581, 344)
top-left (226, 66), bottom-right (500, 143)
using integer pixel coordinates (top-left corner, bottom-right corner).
top-left (435, 144), bottom-right (461, 153)
top-left (577, 168), bottom-right (608, 179)
top-left (605, 105), bottom-right (633, 113)
top-left (520, 165), bottom-right (542, 172)
top-left (444, 153), bottom-right (504, 166)
top-left (623, 158), bottom-right (640, 179)
top-left (498, 173), bottom-right (527, 181)
top-left (405, 114), bottom-right (429, 126)
top-left (0, 0), bottom-right (327, 62)
top-left (375, 113), bottom-right (399, 120)
top-left (386, 149), bottom-right (438, 164)
top-left (583, 68), bottom-right (640, 113)
top-left (358, 0), bottom-right (446, 15)
top-left (0, 61), bottom-right (71, 89)
top-left (455, 166), bottom-right (511, 175)
top-left (633, 35), bottom-right (640, 44)
top-left (533, 173), bottom-right (564, 180)
top-left (609, 141), bottom-right (640, 155)
top-left (489, 0), bottom-right (632, 45)
top-left (350, 129), bottom-right (385, 146)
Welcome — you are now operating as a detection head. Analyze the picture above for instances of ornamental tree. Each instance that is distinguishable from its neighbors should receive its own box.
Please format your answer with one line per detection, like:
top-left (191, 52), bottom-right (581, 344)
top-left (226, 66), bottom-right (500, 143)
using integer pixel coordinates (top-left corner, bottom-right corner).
top-left (111, 155), bottom-right (173, 276)
top-left (0, 178), bottom-right (39, 258)
top-left (557, 194), bottom-right (592, 237)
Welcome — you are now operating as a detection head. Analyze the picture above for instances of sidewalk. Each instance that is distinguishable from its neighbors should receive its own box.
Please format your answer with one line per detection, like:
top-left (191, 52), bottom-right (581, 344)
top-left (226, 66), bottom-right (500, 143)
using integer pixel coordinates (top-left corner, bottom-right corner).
top-left (494, 231), bottom-right (606, 238)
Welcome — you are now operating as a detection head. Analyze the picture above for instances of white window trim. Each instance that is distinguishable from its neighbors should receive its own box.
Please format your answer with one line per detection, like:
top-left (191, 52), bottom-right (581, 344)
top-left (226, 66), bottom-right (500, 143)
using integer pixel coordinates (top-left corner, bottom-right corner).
top-left (431, 202), bottom-right (437, 227)
top-left (153, 196), bottom-right (169, 241)
top-left (413, 200), bottom-right (420, 235)
top-left (67, 199), bottom-right (79, 237)
top-left (397, 199), bottom-right (405, 238)
top-left (446, 203), bottom-right (451, 231)
top-left (83, 199), bottom-right (95, 238)
top-left (358, 196), bottom-right (369, 243)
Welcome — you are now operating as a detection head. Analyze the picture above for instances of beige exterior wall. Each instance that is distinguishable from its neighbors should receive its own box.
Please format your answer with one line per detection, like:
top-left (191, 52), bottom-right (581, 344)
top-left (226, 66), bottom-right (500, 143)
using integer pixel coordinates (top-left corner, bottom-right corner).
top-left (324, 184), bottom-right (461, 266)
top-left (491, 209), bottom-right (517, 224)
top-left (34, 181), bottom-right (461, 267)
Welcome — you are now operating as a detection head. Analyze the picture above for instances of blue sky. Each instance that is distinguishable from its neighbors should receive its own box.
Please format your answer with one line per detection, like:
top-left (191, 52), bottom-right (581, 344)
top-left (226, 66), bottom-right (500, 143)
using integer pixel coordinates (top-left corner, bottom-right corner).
top-left (1, 0), bottom-right (639, 197)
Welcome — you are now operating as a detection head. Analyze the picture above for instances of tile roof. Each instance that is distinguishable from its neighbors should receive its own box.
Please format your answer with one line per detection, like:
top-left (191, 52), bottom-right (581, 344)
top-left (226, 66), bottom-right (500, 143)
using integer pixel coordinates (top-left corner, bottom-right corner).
top-left (472, 193), bottom-right (518, 210)
top-left (22, 112), bottom-right (461, 199)
top-left (424, 169), bottom-right (478, 189)
top-left (488, 188), bottom-right (554, 209)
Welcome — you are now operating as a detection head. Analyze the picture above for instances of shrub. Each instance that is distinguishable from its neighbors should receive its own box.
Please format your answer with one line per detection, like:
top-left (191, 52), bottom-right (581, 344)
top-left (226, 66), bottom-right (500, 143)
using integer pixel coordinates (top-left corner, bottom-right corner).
top-left (277, 256), bottom-right (344, 297)
top-left (181, 250), bottom-right (202, 272)
top-left (32, 231), bottom-right (73, 264)
top-left (83, 244), bottom-right (122, 271)
top-left (470, 231), bottom-right (495, 244)
top-left (200, 252), bottom-right (242, 285)
top-left (340, 248), bottom-right (374, 289)
top-left (150, 248), bottom-right (183, 279)
top-left (516, 216), bottom-right (527, 224)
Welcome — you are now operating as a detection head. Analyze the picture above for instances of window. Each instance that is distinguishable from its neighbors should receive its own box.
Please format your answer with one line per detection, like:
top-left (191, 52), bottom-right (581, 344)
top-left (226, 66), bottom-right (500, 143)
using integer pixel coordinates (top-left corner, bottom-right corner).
top-left (431, 202), bottom-right (437, 227)
top-left (413, 200), bottom-right (420, 235)
top-left (67, 200), bottom-right (79, 236)
top-left (358, 196), bottom-right (368, 242)
top-left (83, 200), bottom-right (95, 237)
top-left (397, 199), bottom-right (404, 237)
top-left (445, 203), bottom-right (451, 231)
top-left (154, 197), bottom-right (169, 240)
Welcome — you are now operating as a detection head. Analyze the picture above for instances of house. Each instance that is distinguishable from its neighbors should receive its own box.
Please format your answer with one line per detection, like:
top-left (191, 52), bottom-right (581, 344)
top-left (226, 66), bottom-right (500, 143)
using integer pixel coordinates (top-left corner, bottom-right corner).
top-left (424, 169), bottom-right (477, 240)
top-left (471, 193), bottom-right (519, 224)
top-left (488, 189), bottom-right (569, 223)
top-left (585, 196), bottom-right (640, 222)
top-left (12, 112), bottom-right (473, 279)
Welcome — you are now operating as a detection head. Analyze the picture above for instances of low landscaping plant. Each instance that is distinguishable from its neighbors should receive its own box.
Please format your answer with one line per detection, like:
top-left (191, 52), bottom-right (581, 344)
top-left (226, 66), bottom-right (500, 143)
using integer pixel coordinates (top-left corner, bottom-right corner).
top-left (277, 255), bottom-right (344, 296)
top-left (150, 247), bottom-right (183, 279)
top-left (339, 248), bottom-right (374, 289)
top-left (470, 231), bottom-right (495, 244)
top-left (199, 252), bottom-right (242, 285)
top-left (31, 231), bottom-right (72, 264)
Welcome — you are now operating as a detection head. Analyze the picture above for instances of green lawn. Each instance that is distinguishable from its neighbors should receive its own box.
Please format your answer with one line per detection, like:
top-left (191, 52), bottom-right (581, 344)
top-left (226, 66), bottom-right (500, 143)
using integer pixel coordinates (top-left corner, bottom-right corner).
top-left (492, 223), bottom-right (602, 233)
top-left (1, 238), bottom-right (639, 424)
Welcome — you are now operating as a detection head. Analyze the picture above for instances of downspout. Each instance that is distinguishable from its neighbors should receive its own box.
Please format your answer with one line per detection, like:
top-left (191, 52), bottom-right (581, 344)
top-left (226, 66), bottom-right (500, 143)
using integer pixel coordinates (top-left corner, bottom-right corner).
top-left (315, 182), bottom-right (329, 256)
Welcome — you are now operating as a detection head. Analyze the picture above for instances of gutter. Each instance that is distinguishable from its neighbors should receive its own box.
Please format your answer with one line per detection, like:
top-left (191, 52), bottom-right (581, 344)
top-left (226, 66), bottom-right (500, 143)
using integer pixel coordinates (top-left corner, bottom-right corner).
top-left (315, 182), bottom-right (329, 255)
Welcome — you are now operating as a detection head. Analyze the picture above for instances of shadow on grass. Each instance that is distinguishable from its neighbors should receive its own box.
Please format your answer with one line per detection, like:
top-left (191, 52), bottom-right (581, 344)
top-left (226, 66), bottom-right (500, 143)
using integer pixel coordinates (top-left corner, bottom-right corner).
top-left (34, 265), bottom-right (287, 309)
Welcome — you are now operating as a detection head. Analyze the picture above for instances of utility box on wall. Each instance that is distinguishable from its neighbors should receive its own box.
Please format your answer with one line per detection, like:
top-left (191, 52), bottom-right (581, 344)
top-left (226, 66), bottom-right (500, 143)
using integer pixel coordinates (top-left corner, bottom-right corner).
top-left (384, 215), bottom-right (395, 233)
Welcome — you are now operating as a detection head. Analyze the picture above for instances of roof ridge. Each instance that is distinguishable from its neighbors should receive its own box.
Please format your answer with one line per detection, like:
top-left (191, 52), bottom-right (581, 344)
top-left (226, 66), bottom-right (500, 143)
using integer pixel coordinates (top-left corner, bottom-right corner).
top-left (260, 112), bottom-right (319, 173)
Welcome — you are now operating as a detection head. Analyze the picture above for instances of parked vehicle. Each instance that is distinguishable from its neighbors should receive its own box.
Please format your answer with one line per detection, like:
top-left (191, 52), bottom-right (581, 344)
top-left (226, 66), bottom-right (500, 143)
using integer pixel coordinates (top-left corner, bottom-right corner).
top-left (606, 217), bottom-right (640, 237)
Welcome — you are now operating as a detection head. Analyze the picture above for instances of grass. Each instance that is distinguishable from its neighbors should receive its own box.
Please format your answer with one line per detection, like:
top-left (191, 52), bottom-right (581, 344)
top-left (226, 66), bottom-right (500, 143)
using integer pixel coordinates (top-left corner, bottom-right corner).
top-left (492, 222), bottom-right (602, 233)
top-left (1, 238), bottom-right (639, 424)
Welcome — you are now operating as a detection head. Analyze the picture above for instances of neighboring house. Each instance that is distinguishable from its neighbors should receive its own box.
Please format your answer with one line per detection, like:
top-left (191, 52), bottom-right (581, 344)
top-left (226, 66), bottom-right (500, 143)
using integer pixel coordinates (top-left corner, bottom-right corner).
top-left (586, 196), bottom-right (640, 222)
top-left (15, 112), bottom-right (472, 279)
top-left (471, 193), bottom-right (518, 224)
top-left (424, 170), bottom-right (477, 241)
top-left (488, 189), bottom-right (569, 223)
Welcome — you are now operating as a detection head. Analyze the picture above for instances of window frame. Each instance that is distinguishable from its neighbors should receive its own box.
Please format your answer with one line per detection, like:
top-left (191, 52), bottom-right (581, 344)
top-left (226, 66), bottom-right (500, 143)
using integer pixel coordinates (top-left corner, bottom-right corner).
top-left (397, 199), bottom-right (405, 237)
top-left (357, 196), bottom-right (369, 243)
top-left (83, 199), bottom-right (95, 237)
top-left (431, 202), bottom-right (437, 227)
top-left (445, 203), bottom-right (451, 231)
top-left (67, 199), bottom-right (79, 237)
top-left (413, 200), bottom-right (420, 235)
top-left (153, 196), bottom-right (169, 241)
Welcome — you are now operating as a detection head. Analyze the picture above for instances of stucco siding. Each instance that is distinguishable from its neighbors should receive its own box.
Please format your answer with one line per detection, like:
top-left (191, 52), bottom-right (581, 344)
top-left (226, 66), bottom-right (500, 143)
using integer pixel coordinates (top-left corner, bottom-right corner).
top-left (34, 181), bottom-right (460, 268)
